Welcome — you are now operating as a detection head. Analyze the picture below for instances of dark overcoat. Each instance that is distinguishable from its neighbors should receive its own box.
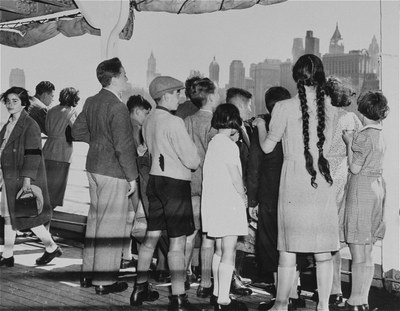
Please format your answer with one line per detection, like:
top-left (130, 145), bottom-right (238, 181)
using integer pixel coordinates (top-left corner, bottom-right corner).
top-left (0, 110), bottom-right (51, 230)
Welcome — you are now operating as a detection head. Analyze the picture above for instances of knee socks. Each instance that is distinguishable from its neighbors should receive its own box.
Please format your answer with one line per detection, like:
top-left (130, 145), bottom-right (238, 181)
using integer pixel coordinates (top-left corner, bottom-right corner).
top-left (212, 254), bottom-right (221, 297)
top-left (316, 259), bottom-right (333, 310)
top-left (136, 243), bottom-right (155, 284)
top-left (3, 224), bottom-right (17, 258)
top-left (201, 246), bottom-right (214, 288)
top-left (31, 225), bottom-right (57, 253)
top-left (217, 262), bottom-right (234, 305)
top-left (168, 250), bottom-right (186, 295)
top-left (361, 264), bottom-right (374, 305)
top-left (122, 211), bottom-right (135, 261)
top-left (348, 262), bottom-right (364, 306)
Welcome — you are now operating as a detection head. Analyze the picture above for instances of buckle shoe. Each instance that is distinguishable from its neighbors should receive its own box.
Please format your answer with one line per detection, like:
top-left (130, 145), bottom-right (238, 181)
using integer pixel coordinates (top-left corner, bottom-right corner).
top-left (95, 281), bottom-right (128, 295)
top-left (130, 281), bottom-right (159, 306)
top-left (35, 246), bottom-right (62, 265)
top-left (0, 256), bottom-right (14, 267)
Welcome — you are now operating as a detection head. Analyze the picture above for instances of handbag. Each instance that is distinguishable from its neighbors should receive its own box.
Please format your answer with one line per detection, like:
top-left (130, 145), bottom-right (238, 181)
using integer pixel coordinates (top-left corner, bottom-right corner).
top-left (15, 189), bottom-right (39, 218)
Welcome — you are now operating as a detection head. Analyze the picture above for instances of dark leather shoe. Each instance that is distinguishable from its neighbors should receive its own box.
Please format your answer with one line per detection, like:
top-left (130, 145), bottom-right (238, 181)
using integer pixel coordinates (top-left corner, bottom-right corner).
top-left (167, 294), bottom-right (200, 311)
top-left (288, 297), bottom-right (306, 310)
top-left (35, 246), bottom-right (62, 265)
top-left (216, 298), bottom-right (248, 311)
top-left (210, 295), bottom-right (218, 307)
top-left (334, 301), bottom-right (366, 311)
top-left (80, 276), bottom-right (92, 288)
top-left (130, 281), bottom-right (159, 306)
top-left (258, 299), bottom-right (275, 311)
top-left (329, 294), bottom-right (344, 306)
top-left (230, 273), bottom-right (252, 296)
top-left (95, 281), bottom-right (128, 295)
top-left (197, 284), bottom-right (213, 298)
top-left (0, 256), bottom-right (14, 267)
top-left (153, 270), bottom-right (171, 283)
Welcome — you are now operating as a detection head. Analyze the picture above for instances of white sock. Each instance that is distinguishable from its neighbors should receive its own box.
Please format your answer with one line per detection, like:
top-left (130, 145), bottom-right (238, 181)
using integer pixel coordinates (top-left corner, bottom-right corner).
top-left (217, 262), bottom-right (234, 305)
top-left (3, 224), bottom-right (17, 258)
top-left (31, 225), bottom-right (57, 252)
top-left (212, 254), bottom-right (221, 297)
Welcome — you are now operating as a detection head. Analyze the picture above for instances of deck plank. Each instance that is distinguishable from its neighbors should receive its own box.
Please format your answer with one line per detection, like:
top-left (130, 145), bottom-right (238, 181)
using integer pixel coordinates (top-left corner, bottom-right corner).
top-left (0, 238), bottom-right (321, 311)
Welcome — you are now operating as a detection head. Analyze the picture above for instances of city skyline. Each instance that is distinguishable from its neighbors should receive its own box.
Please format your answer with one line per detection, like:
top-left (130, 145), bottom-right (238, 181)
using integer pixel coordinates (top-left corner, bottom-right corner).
top-left (1, 1), bottom-right (398, 109)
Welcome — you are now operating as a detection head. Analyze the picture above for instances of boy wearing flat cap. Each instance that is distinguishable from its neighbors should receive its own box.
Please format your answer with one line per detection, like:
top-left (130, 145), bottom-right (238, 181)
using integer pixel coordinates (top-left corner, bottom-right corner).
top-left (131, 76), bottom-right (201, 311)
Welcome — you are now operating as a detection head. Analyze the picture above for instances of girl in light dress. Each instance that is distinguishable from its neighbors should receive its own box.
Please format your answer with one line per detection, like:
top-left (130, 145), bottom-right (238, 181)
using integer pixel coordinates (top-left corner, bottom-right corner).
top-left (324, 77), bottom-right (362, 307)
top-left (254, 55), bottom-right (340, 311)
top-left (201, 103), bottom-right (248, 311)
top-left (342, 91), bottom-right (389, 311)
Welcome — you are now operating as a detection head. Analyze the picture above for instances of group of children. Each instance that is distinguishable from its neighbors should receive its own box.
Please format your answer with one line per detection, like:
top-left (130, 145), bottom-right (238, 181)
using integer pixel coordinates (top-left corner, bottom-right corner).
top-left (0, 53), bottom-right (388, 311)
top-left (122, 54), bottom-right (388, 311)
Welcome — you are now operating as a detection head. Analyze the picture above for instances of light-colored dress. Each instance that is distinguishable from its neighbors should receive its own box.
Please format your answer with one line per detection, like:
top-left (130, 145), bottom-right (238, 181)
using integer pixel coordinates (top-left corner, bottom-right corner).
top-left (342, 124), bottom-right (386, 244)
top-left (201, 133), bottom-right (248, 238)
top-left (327, 109), bottom-right (362, 206)
top-left (268, 89), bottom-right (340, 253)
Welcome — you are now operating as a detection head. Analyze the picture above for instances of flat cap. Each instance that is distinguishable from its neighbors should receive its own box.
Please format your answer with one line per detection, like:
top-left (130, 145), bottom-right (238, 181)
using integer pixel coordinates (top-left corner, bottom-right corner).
top-left (149, 76), bottom-right (184, 100)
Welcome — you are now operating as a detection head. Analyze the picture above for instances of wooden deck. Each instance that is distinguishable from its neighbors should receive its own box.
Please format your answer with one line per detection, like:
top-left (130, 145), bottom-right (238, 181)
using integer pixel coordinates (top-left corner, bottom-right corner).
top-left (0, 236), bottom-right (323, 311)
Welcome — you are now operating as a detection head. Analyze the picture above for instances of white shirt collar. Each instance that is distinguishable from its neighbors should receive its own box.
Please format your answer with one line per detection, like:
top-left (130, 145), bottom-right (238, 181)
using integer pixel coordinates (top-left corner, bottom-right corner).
top-left (199, 108), bottom-right (212, 114)
top-left (360, 122), bottom-right (383, 132)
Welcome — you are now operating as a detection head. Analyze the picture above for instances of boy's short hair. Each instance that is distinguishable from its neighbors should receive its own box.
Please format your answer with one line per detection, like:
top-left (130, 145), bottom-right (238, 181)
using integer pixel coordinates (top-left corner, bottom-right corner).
top-left (211, 103), bottom-right (242, 131)
top-left (35, 81), bottom-right (55, 96)
top-left (127, 95), bottom-right (152, 113)
top-left (96, 57), bottom-right (123, 88)
top-left (185, 76), bottom-right (202, 99)
top-left (264, 86), bottom-right (291, 113)
top-left (226, 87), bottom-right (252, 103)
top-left (357, 91), bottom-right (389, 121)
top-left (190, 78), bottom-right (216, 108)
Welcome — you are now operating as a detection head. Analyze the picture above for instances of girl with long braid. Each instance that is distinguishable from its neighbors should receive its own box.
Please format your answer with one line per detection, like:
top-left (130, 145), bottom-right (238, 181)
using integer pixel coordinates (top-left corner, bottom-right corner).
top-left (253, 54), bottom-right (340, 311)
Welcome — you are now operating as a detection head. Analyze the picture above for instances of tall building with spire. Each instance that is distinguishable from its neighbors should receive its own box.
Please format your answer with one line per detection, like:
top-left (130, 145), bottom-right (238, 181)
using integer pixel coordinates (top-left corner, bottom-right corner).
top-left (368, 35), bottom-right (380, 74)
top-left (209, 56), bottom-right (220, 85)
top-left (305, 30), bottom-right (320, 58)
top-left (329, 23), bottom-right (344, 54)
top-left (292, 38), bottom-right (304, 63)
top-left (229, 60), bottom-right (245, 89)
top-left (146, 51), bottom-right (157, 88)
top-left (9, 68), bottom-right (25, 88)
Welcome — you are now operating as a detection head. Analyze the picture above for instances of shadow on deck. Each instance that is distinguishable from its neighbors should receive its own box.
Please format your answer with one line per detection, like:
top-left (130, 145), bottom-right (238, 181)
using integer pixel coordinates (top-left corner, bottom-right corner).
top-left (1, 237), bottom-right (399, 311)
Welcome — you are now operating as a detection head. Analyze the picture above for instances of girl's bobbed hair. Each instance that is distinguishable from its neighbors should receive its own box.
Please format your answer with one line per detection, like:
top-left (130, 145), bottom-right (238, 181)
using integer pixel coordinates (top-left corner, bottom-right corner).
top-left (211, 103), bottom-right (242, 131)
top-left (357, 91), bottom-right (389, 121)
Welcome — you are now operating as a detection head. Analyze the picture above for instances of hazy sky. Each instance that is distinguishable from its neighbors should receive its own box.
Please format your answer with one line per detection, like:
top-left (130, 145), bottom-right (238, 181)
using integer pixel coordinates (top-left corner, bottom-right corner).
top-left (0, 0), bottom-right (398, 105)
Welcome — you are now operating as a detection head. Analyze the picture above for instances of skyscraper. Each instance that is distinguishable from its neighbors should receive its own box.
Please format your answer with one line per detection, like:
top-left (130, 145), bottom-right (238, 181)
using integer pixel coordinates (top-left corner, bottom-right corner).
top-left (292, 38), bottom-right (304, 63)
top-left (229, 60), bottom-right (245, 89)
top-left (9, 68), bottom-right (25, 88)
top-left (146, 51), bottom-right (157, 88)
top-left (305, 30), bottom-right (320, 57)
top-left (329, 23), bottom-right (344, 55)
top-left (280, 60), bottom-right (296, 96)
top-left (368, 35), bottom-right (380, 75)
top-left (322, 50), bottom-right (377, 93)
top-left (249, 63), bottom-right (257, 80)
top-left (209, 56), bottom-right (220, 85)
top-left (253, 59), bottom-right (281, 115)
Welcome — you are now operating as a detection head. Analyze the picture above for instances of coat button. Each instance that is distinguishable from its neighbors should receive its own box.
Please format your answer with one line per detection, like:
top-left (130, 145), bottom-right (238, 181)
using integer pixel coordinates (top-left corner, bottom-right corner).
top-left (13, 149), bottom-right (16, 152)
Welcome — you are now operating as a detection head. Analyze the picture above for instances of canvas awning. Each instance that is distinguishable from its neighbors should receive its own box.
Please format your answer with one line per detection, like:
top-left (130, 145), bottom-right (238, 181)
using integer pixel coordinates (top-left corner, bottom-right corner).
top-left (0, 0), bottom-right (286, 48)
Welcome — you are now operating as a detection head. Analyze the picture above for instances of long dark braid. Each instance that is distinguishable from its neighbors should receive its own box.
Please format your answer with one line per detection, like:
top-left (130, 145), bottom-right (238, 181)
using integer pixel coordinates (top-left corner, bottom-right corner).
top-left (316, 84), bottom-right (333, 185)
top-left (298, 80), bottom-right (317, 188)
top-left (293, 54), bottom-right (333, 188)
